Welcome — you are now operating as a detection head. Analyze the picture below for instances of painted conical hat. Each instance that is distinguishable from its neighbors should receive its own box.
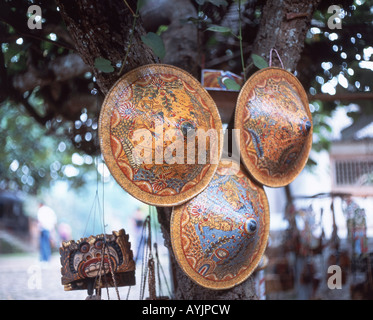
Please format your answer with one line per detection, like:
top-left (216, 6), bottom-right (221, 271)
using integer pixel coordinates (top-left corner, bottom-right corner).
top-left (171, 159), bottom-right (270, 290)
top-left (235, 67), bottom-right (312, 187)
top-left (99, 64), bottom-right (223, 206)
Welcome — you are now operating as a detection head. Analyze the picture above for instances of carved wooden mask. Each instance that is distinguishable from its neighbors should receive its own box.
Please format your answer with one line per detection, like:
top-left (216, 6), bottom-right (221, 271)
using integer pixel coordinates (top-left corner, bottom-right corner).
top-left (60, 229), bottom-right (135, 292)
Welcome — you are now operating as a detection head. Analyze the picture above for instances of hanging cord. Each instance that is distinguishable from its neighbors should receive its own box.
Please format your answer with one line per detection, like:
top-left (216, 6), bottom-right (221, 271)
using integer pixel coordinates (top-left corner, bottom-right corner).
top-left (83, 87), bottom-right (106, 237)
top-left (269, 48), bottom-right (284, 69)
top-left (150, 206), bottom-right (170, 299)
top-left (138, 214), bottom-right (157, 300)
top-left (125, 214), bottom-right (149, 299)
top-left (96, 242), bottom-right (110, 299)
top-left (94, 239), bottom-right (121, 300)
top-left (150, 206), bottom-right (159, 251)
top-left (150, 206), bottom-right (171, 298)
top-left (148, 254), bottom-right (156, 300)
top-left (154, 243), bottom-right (163, 297)
top-left (83, 190), bottom-right (100, 237)
top-left (146, 210), bottom-right (156, 300)
top-left (139, 216), bottom-right (152, 299)
top-left (154, 243), bottom-right (172, 298)
top-left (85, 87), bottom-right (121, 299)
top-left (104, 238), bottom-right (121, 299)
top-left (126, 208), bottom-right (171, 300)
top-left (150, 206), bottom-right (162, 297)
top-left (238, 0), bottom-right (247, 82)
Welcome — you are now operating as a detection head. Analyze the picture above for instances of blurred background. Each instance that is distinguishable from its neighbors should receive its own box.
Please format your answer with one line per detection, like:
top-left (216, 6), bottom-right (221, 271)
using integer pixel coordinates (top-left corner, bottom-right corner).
top-left (0, 0), bottom-right (373, 300)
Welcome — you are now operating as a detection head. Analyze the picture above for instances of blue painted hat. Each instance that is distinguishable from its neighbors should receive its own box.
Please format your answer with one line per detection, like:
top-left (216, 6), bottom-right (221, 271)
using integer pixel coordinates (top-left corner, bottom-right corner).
top-left (171, 159), bottom-right (270, 289)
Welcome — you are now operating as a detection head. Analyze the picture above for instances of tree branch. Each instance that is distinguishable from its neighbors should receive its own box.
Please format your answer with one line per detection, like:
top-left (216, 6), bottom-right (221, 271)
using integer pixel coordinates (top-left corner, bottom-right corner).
top-left (309, 92), bottom-right (373, 102)
top-left (11, 53), bottom-right (90, 94)
top-left (56, 0), bottom-right (157, 94)
top-left (249, 0), bottom-right (322, 73)
top-left (18, 96), bottom-right (54, 126)
top-left (0, 6), bottom-right (75, 51)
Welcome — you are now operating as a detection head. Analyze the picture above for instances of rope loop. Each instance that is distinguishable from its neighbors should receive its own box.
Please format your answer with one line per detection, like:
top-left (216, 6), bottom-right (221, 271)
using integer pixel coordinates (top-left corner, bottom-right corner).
top-left (269, 48), bottom-right (284, 69)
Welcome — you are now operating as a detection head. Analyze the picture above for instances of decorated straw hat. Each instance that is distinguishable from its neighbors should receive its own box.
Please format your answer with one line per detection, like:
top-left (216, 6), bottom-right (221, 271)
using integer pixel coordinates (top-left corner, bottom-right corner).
top-left (99, 64), bottom-right (223, 206)
top-left (234, 66), bottom-right (312, 187)
top-left (171, 159), bottom-right (270, 290)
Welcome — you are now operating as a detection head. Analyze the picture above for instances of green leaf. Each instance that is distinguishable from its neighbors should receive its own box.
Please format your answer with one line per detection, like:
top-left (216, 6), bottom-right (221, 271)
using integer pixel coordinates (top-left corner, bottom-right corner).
top-left (251, 54), bottom-right (269, 69)
top-left (94, 57), bottom-right (114, 73)
top-left (141, 32), bottom-right (166, 59)
top-left (222, 78), bottom-right (241, 91)
top-left (195, 0), bottom-right (206, 5)
top-left (206, 25), bottom-right (232, 33)
top-left (137, 0), bottom-right (148, 11)
top-left (156, 25), bottom-right (169, 36)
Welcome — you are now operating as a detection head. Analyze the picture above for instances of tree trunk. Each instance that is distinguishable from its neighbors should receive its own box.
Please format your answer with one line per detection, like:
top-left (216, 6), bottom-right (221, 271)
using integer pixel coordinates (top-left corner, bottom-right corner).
top-left (140, 0), bottom-right (200, 78)
top-left (56, 0), bottom-right (320, 300)
top-left (56, 0), bottom-right (158, 94)
top-left (249, 0), bottom-right (322, 73)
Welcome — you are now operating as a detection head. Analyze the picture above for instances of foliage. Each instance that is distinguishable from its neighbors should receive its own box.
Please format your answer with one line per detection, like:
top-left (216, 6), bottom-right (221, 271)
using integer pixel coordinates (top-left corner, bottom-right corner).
top-left (0, 0), bottom-right (372, 194)
top-left (301, 0), bottom-right (373, 153)
top-left (191, 0), bottom-right (373, 164)
top-left (0, 99), bottom-right (95, 194)
top-left (94, 57), bottom-right (115, 73)
top-left (141, 32), bottom-right (166, 60)
top-left (251, 53), bottom-right (268, 69)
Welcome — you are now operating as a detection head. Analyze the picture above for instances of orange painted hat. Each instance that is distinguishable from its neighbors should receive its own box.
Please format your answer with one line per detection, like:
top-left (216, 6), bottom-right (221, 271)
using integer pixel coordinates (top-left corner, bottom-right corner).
top-left (99, 64), bottom-right (223, 206)
top-left (235, 66), bottom-right (313, 187)
top-left (171, 159), bottom-right (270, 290)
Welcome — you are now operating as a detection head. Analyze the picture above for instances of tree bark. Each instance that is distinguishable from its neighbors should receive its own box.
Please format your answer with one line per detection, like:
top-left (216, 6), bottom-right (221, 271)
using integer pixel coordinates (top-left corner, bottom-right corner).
top-left (249, 0), bottom-right (322, 73)
top-left (12, 53), bottom-right (89, 93)
top-left (140, 0), bottom-right (199, 78)
top-left (56, 0), bottom-right (158, 95)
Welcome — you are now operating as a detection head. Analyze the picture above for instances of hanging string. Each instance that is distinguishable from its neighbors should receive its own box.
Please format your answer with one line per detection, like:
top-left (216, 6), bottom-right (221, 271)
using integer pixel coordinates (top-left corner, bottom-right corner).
top-left (238, 0), bottom-right (247, 82)
top-left (150, 206), bottom-right (171, 298)
top-left (96, 242), bottom-right (110, 299)
top-left (124, 208), bottom-right (171, 300)
top-left (147, 207), bottom-right (157, 300)
top-left (154, 242), bottom-right (172, 298)
top-left (83, 87), bottom-right (122, 300)
top-left (154, 243), bottom-right (163, 297)
top-left (139, 215), bottom-right (152, 299)
top-left (148, 254), bottom-right (156, 300)
top-left (125, 212), bottom-right (148, 299)
top-left (269, 48), bottom-right (284, 69)
top-left (150, 206), bottom-right (159, 252)
top-left (105, 243), bottom-right (121, 299)
top-left (83, 189), bottom-right (100, 237)
top-left (82, 88), bottom-right (105, 238)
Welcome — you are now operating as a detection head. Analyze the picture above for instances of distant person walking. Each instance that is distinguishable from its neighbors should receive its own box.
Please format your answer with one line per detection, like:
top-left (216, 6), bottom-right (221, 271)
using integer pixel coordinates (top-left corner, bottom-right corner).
top-left (37, 203), bottom-right (57, 264)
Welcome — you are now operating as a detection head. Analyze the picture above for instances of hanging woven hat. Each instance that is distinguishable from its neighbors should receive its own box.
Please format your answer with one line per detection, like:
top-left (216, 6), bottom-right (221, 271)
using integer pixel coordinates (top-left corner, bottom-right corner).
top-left (99, 64), bottom-right (223, 206)
top-left (235, 63), bottom-right (312, 187)
top-left (171, 159), bottom-right (270, 290)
